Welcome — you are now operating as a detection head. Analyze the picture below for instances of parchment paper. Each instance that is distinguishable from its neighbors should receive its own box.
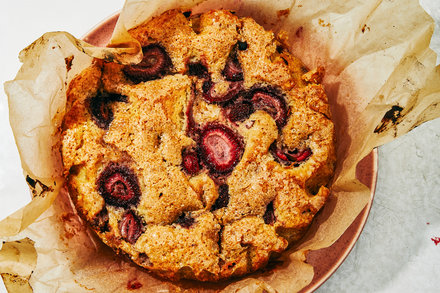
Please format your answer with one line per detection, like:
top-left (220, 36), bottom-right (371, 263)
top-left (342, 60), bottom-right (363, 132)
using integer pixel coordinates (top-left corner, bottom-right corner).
top-left (1, 0), bottom-right (440, 292)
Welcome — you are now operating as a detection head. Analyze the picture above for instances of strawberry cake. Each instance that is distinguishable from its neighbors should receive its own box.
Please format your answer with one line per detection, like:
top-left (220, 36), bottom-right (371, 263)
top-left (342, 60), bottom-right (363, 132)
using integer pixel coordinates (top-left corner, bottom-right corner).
top-left (61, 9), bottom-right (335, 281)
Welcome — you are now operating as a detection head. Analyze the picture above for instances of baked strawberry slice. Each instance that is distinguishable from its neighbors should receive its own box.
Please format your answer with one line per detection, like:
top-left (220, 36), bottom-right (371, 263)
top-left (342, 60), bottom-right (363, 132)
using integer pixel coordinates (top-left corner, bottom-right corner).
top-left (123, 44), bottom-right (172, 83)
top-left (200, 123), bottom-right (244, 174)
top-left (270, 143), bottom-right (313, 166)
top-left (287, 148), bottom-right (312, 162)
top-left (175, 212), bottom-right (195, 228)
top-left (119, 211), bottom-right (142, 244)
top-left (96, 163), bottom-right (141, 207)
top-left (89, 92), bottom-right (127, 129)
top-left (222, 44), bottom-right (244, 81)
top-left (273, 148), bottom-right (289, 162)
top-left (263, 201), bottom-right (276, 225)
top-left (181, 148), bottom-right (200, 175)
top-left (92, 207), bottom-right (110, 233)
top-left (187, 61), bottom-right (209, 78)
top-left (248, 87), bottom-right (288, 128)
top-left (185, 92), bottom-right (201, 139)
top-left (224, 100), bottom-right (254, 123)
top-left (211, 184), bottom-right (230, 211)
top-left (202, 79), bottom-right (242, 104)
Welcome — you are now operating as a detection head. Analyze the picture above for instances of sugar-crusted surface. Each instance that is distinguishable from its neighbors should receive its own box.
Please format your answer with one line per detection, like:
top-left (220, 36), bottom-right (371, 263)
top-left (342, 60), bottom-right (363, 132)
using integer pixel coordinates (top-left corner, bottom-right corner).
top-left (61, 9), bottom-right (335, 281)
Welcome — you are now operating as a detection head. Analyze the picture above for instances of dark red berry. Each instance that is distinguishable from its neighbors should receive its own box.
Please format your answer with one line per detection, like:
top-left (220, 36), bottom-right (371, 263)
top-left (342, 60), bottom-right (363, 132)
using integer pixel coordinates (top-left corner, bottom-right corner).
top-left (263, 201), bottom-right (276, 225)
top-left (249, 87), bottom-right (288, 128)
top-left (187, 61), bottom-right (208, 78)
top-left (96, 163), bottom-right (141, 207)
top-left (287, 148), bottom-right (312, 162)
top-left (181, 148), bottom-right (200, 175)
top-left (175, 212), bottom-right (195, 228)
top-left (202, 80), bottom-right (212, 94)
top-left (185, 92), bottom-right (201, 140)
top-left (211, 184), bottom-right (229, 211)
top-left (92, 207), bottom-right (110, 233)
top-left (200, 124), bottom-right (244, 174)
top-left (123, 44), bottom-right (172, 83)
top-left (89, 92), bottom-right (127, 129)
top-left (119, 211), bottom-right (142, 244)
top-left (274, 148), bottom-right (289, 162)
top-left (270, 143), bottom-right (313, 166)
top-left (202, 79), bottom-right (242, 104)
top-left (270, 143), bottom-right (291, 165)
top-left (224, 100), bottom-right (254, 122)
top-left (222, 46), bottom-right (243, 81)
top-left (223, 59), bottom-right (243, 81)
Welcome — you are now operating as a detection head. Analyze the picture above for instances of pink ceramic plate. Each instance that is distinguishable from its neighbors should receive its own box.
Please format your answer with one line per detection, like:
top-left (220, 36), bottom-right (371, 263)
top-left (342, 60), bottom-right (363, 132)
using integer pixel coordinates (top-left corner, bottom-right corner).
top-left (300, 151), bottom-right (377, 292)
top-left (82, 14), bottom-right (378, 292)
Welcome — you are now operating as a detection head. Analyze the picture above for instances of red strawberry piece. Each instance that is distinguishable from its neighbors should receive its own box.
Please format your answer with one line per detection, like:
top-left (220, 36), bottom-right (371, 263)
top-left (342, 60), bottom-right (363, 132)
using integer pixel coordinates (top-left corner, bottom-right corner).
top-left (211, 184), bottom-right (230, 211)
top-left (182, 148), bottom-right (200, 175)
top-left (222, 45), bottom-right (244, 81)
top-left (270, 143), bottom-right (313, 166)
top-left (123, 44), bottom-right (172, 83)
top-left (119, 211), bottom-right (142, 244)
top-left (287, 148), bottom-right (312, 162)
top-left (92, 207), bottom-right (110, 233)
top-left (185, 93), bottom-right (201, 139)
top-left (96, 163), bottom-right (141, 207)
top-left (175, 212), bottom-right (195, 228)
top-left (223, 58), bottom-right (243, 81)
top-left (200, 123), bottom-right (244, 174)
top-left (274, 148), bottom-right (289, 162)
top-left (263, 201), bottom-right (276, 225)
top-left (249, 87), bottom-right (288, 128)
top-left (187, 61), bottom-right (209, 78)
top-left (224, 100), bottom-right (254, 123)
top-left (202, 79), bottom-right (242, 104)
top-left (89, 92), bottom-right (127, 129)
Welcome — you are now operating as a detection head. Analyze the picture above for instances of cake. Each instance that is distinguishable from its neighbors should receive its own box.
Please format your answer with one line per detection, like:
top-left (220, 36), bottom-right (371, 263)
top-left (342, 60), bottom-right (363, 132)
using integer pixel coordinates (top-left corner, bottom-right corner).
top-left (61, 9), bottom-right (335, 281)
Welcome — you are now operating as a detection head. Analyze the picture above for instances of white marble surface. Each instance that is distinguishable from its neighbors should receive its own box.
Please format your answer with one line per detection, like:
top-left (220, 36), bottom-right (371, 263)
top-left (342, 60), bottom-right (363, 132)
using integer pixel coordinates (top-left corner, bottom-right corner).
top-left (0, 0), bottom-right (439, 292)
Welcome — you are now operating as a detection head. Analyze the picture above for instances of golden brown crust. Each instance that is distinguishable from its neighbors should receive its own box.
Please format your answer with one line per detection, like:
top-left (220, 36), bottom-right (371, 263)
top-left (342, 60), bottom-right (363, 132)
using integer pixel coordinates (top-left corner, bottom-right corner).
top-left (61, 9), bottom-right (335, 281)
